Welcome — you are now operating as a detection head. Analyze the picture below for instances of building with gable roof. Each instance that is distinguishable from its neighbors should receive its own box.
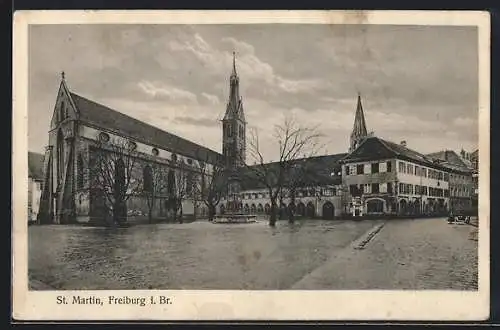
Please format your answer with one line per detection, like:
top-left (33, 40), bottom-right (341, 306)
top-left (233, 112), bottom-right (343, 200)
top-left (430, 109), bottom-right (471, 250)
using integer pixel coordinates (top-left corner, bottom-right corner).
top-left (339, 95), bottom-right (476, 218)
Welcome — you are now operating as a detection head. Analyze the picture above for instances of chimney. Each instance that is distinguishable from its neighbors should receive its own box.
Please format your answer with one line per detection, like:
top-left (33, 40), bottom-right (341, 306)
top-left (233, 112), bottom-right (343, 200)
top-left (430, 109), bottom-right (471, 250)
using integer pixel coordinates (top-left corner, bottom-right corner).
top-left (400, 140), bottom-right (407, 147)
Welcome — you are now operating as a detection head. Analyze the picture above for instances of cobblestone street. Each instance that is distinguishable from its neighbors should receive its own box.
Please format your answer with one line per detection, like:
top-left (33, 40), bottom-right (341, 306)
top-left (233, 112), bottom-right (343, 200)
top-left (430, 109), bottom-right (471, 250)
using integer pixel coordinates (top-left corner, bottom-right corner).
top-left (292, 217), bottom-right (478, 290)
top-left (28, 218), bottom-right (478, 290)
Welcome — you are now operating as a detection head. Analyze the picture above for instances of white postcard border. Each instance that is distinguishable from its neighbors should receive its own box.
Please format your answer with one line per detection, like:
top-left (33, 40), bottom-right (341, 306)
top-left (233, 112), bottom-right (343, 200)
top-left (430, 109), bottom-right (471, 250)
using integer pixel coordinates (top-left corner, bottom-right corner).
top-left (12, 10), bottom-right (491, 321)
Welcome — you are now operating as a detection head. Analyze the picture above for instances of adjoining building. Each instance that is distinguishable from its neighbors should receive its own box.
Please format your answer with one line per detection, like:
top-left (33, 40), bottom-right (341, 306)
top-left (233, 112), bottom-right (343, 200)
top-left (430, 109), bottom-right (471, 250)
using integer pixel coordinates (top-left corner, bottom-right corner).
top-left (28, 151), bottom-right (45, 223)
top-left (425, 150), bottom-right (475, 214)
top-left (234, 154), bottom-right (347, 219)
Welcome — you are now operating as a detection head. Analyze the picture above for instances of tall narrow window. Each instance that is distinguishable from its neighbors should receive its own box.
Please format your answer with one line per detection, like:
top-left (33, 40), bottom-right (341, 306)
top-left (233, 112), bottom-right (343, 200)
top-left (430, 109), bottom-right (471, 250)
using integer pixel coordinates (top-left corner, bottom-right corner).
top-left (57, 129), bottom-right (64, 183)
top-left (371, 163), bottom-right (379, 174)
top-left (387, 161), bottom-right (392, 172)
top-left (143, 165), bottom-right (153, 193)
top-left (59, 101), bottom-right (65, 122)
top-left (77, 154), bottom-right (84, 189)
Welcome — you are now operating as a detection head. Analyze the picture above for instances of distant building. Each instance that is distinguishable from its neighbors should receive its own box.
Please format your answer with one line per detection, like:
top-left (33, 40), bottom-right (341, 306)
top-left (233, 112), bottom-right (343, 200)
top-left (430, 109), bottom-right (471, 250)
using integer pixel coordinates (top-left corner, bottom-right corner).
top-left (425, 150), bottom-right (475, 213)
top-left (28, 152), bottom-right (45, 223)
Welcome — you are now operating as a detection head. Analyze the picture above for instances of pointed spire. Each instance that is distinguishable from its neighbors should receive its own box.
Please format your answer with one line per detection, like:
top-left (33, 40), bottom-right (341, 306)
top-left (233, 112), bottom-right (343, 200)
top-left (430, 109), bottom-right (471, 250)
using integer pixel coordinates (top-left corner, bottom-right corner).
top-left (353, 92), bottom-right (367, 137)
top-left (61, 70), bottom-right (65, 80)
top-left (231, 51), bottom-right (237, 76)
top-left (349, 92), bottom-right (368, 152)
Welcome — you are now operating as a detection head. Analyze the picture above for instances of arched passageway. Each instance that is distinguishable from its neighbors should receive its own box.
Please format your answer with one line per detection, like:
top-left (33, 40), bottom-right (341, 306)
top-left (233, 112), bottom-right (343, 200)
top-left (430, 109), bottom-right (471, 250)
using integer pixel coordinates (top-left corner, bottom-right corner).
top-left (306, 202), bottom-right (315, 218)
top-left (322, 201), bottom-right (335, 220)
top-left (297, 202), bottom-right (305, 216)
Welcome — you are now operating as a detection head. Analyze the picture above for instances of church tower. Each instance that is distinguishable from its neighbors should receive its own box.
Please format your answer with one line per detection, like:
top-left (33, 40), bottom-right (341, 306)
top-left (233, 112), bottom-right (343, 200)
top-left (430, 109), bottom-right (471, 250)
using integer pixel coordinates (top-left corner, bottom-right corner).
top-left (349, 93), bottom-right (368, 152)
top-left (222, 52), bottom-right (246, 169)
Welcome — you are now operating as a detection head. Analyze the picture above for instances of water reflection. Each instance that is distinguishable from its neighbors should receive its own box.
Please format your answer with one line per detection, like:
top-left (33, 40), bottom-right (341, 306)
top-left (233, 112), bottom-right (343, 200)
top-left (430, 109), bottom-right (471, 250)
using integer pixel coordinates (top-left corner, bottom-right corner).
top-left (29, 220), bottom-right (374, 290)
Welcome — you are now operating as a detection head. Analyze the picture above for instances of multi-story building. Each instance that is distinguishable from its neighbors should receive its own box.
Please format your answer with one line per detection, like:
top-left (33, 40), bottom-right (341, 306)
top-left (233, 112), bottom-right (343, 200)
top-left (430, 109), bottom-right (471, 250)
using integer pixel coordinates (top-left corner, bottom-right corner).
top-left (341, 137), bottom-right (452, 217)
top-left (426, 150), bottom-right (475, 213)
top-left (28, 152), bottom-right (45, 223)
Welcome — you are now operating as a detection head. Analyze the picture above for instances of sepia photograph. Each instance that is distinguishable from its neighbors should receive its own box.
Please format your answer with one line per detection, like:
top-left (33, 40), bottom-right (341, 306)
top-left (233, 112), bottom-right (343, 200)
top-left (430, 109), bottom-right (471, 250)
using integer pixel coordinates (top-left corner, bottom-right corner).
top-left (13, 10), bottom-right (490, 321)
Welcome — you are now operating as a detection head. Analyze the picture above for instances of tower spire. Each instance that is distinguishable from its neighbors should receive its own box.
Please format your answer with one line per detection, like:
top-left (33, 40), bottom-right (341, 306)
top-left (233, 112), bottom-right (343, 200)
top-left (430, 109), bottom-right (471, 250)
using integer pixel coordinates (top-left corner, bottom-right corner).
top-left (349, 93), bottom-right (368, 152)
top-left (232, 51), bottom-right (237, 76)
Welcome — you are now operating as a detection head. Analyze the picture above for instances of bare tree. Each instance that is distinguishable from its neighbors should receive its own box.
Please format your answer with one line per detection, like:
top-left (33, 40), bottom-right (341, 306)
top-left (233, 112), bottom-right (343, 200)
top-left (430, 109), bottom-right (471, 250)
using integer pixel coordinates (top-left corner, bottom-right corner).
top-left (195, 156), bottom-right (227, 222)
top-left (167, 160), bottom-right (191, 223)
top-left (88, 138), bottom-right (142, 226)
top-left (243, 116), bottom-right (323, 227)
top-left (143, 164), bottom-right (168, 224)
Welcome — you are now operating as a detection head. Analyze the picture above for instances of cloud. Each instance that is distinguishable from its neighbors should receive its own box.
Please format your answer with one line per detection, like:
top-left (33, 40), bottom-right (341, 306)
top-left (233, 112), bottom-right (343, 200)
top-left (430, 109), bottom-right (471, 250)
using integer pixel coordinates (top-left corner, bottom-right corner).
top-left (201, 92), bottom-right (220, 105)
top-left (174, 116), bottom-right (220, 128)
top-left (137, 80), bottom-right (198, 104)
top-left (168, 33), bottom-right (326, 99)
top-left (453, 116), bottom-right (476, 128)
top-left (27, 24), bottom-right (478, 158)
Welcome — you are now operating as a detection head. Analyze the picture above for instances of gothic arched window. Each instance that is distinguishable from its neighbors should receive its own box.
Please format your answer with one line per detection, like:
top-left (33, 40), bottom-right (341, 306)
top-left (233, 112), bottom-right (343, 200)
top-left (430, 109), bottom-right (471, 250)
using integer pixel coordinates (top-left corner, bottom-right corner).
top-left (143, 165), bottom-right (153, 193)
top-left (77, 154), bottom-right (84, 189)
top-left (59, 101), bottom-right (65, 122)
top-left (57, 129), bottom-right (64, 183)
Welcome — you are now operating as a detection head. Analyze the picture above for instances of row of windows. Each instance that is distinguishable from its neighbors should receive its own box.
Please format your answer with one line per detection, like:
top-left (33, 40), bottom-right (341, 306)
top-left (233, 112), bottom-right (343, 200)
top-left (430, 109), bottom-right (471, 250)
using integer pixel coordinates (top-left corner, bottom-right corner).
top-left (350, 183), bottom-right (393, 196)
top-left (349, 182), bottom-right (450, 198)
top-left (346, 161), bottom-right (392, 175)
top-left (397, 161), bottom-right (449, 181)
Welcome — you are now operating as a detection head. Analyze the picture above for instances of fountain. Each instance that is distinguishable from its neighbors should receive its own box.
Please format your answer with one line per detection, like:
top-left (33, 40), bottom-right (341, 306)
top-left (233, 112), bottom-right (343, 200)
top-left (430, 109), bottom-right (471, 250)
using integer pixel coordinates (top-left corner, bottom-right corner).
top-left (212, 174), bottom-right (257, 224)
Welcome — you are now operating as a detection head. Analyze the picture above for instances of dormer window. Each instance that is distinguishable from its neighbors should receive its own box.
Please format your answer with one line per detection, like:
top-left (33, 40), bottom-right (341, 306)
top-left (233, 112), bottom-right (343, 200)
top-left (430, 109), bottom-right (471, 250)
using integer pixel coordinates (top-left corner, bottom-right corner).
top-left (152, 148), bottom-right (159, 156)
top-left (187, 158), bottom-right (193, 165)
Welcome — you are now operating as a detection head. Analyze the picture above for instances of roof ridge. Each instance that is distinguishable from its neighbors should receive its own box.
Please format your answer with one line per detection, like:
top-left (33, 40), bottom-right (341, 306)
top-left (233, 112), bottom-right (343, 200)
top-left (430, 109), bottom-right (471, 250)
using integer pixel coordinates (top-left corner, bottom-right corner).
top-left (70, 92), bottom-right (222, 158)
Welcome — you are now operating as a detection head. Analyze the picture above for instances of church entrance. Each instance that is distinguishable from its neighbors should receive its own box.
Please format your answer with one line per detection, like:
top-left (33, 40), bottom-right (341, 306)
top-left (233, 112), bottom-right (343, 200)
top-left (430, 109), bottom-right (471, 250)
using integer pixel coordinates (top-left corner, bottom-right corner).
top-left (322, 201), bottom-right (335, 220)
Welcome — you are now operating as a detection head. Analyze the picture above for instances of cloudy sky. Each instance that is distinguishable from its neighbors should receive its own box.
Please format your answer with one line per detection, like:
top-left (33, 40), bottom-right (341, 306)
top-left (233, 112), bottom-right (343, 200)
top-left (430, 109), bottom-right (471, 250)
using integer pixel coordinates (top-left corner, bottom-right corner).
top-left (28, 24), bottom-right (478, 161)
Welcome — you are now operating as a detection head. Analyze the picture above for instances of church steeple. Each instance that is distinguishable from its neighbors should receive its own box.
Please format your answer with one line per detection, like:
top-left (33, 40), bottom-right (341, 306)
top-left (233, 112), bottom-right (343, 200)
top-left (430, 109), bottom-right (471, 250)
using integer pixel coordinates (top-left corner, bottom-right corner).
top-left (222, 52), bottom-right (246, 169)
top-left (224, 52), bottom-right (243, 121)
top-left (349, 93), bottom-right (368, 152)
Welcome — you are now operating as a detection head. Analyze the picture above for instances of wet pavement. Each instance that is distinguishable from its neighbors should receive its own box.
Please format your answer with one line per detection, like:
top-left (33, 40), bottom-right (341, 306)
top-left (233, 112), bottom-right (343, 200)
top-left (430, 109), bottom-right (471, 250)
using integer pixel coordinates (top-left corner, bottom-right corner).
top-left (292, 218), bottom-right (478, 290)
top-left (28, 219), bottom-right (378, 290)
top-left (28, 217), bottom-right (478, 290)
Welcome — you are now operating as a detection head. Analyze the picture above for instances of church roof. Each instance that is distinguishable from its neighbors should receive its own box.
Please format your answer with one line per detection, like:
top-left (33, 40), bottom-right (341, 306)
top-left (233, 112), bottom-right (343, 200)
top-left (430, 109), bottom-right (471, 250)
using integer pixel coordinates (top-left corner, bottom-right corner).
top-left (240, 153), bottom-right (347, 190)
top-left (70, 92), bottom-right (223, 164)
top-left (341, 136), bottom-right (471, 174)
top-left (28, 151), bottom-right (45, 180)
